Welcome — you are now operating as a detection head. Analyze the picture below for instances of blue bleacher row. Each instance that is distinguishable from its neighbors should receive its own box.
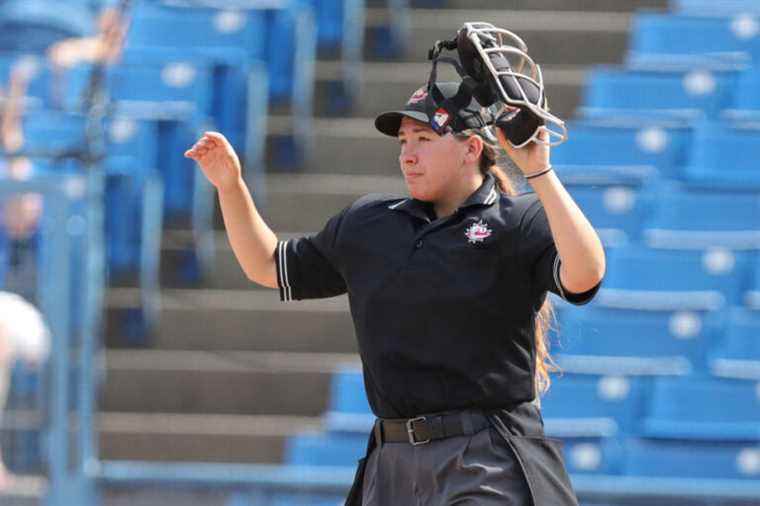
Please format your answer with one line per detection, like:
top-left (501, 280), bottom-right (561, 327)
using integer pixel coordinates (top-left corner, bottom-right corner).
top-left (258, 3), bottom-right (760, 505)
top-left (0, 0), bottom-right (405, 344)
top-left (284, 367), bottom-right (760, 479)
top-left (0, 0), bottom-right (403, 479)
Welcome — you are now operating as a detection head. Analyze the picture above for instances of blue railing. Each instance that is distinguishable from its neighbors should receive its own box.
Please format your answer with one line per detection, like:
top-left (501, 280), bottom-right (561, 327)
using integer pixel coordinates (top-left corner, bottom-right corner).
top-left (0, 173), bottom-right (102, 506)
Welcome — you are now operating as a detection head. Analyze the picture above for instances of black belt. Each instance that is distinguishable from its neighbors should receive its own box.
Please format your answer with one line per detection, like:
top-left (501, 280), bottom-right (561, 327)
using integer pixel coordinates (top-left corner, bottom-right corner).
top-left (373, 411), bottom-right (491, 446)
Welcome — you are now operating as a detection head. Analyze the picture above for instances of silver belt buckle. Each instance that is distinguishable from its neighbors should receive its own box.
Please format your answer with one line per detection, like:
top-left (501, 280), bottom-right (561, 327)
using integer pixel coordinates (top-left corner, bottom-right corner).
top-left (406, 416), bottom-right (430, 446)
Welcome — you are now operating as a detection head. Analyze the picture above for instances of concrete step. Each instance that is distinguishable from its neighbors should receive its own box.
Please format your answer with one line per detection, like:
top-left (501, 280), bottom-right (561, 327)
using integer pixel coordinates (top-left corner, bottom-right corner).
top-left (269, 115), bottom-right (535, 178)
top-left (316, 61), bottom-right (586, 120)
top-left (208, 173), bottom-right (407, 229)
top-left (432, 0), bottom-right (667, 11)
top-left (162, 174), bottom-right (406, 286)
top-left (162, 231), bottom-right (294, 291)
top-left (107, 288), bottom-right (357, 352)
top-left (368, 8), bottom-right (633, 65)
top-left (268, 116), bottom-right (400, 176)
top-left (101, 350), bottom-right (359, 415)
top-left (259, 173), bottom-right (406, 230)
top-left (98, 413), bottom-right (323, 464)
top-left (103, 488), bottom-right (235, 506)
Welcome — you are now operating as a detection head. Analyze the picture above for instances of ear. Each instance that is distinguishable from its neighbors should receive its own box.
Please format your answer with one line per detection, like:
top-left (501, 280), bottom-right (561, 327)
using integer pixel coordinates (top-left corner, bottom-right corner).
top-left (464, 134), bottom-right (484, 164)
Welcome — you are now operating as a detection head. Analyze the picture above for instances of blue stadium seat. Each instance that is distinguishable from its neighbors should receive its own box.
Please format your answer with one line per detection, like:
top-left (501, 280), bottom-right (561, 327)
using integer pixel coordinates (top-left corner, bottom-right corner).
top-left (559, 436), bottom-right (625, 476)
top-left (328, 368), bottom-right (369, 414)
top-left (307, 0), bottom-right (362, 53)
top-left (119, 46), bottom-right (267, 166)
top-left (643, 376), bottom-right (760, 440)
top-left (117, 47), bottom-right (268, 196)
top-left (642, 184), bottom-right (760, 248)
top-left (20, 110), bottom-right (87, 155)
top-left (128, 2), bottom-right (268, 87)
top-left (363, 0), bottom-right (409, 59)
top-left (624, 438), bottom-right (760, 480)
top-left (307, 372), bottom-right (631, 477)
top-left (0, 50), bottom-right (54, 109)
top-left (323, 368), bottom-right (374, 433)
top-left (563, 185), bottom-right (647, 248)
top-left (747, 262), bottom-right (760, 309)
top-left (556, 307), bottom-right (720, 375)
top-left (106, 60), bottom-right (214, 117)
top-left (0, 1), bottom-right (94, 52)
top-left (96, 61), bottom-right (216, 270)
top-left (629, 13), bottom-right (760, 62)
top-left (21, 112), bottom-right (161, 267)
top-left (307, 0), bottom-right (364, 110)
top-left (672, 0), bottom-right (760, 15)
top-left (555, 166), bottom-right (659, 247)
top-left (541, 373), bottom-right (648, 435)
top-left (267, 494), bottom-right (345, 506)
top-left (3, 359), bottom-right (46, 473)
top-left (130, 1), bottom-right (316, 165)
top-left (710, 307), bottom-right (760, 380)
top-left (553, 120), bottom-right (693, 178)
top-left (17, 111), bottom-right (164, 336)
top-left (682, 121), bottom-right (760, 188)
top-left (284, 432), bottom-right (366, 466)
top-left (732, 66), bottom-right (760, 111)
top-left (581, 65), bottom-right (741, 118)
top-left (599, 245), bottom-right (753, 309)
top-left (0, 228), bottom-right (6, 283)
top-left (105, 116), bottom-right (160, 173)
top-left (323, 371), bottom-right (628, 476)
top-left (130, 1), bottom-right (310, 107)
top-left (0, 52), bottom-right (86, 112)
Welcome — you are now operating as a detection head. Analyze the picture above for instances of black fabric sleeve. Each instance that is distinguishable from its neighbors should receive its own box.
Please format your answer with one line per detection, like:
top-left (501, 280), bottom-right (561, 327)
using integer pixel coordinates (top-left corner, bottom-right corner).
top-left (274, 209), bottom-right (348, 301)
top-left (519, 198), bottom-right (601, 306)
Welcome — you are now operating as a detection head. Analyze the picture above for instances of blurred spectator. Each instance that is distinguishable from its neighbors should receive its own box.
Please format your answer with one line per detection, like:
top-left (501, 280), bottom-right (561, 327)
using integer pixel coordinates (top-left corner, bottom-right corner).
top-left (0, 58), bottom-right (41, 301)
top-left (0, 290), bottom-right (50, 490)
top-left (0, 1), bottom-right (125, 55)
top-left (0, 1), bottom-right (128, 108)
top-left (46, 3), bottom-right (128, 70)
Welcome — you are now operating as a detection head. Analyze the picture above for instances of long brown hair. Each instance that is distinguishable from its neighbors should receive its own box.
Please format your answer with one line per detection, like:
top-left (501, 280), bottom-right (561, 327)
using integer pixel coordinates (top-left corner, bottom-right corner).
top-left (462, 133), bottom-right (560, 396)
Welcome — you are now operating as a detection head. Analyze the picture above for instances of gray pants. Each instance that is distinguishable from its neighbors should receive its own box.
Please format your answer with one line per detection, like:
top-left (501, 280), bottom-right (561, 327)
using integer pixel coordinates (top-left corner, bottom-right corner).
top-left (361, 425), bottom-right (531, 505)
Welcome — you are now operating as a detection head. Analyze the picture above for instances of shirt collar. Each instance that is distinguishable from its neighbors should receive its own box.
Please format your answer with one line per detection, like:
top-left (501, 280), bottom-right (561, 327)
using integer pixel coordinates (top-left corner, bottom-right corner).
top-left (388, 197), bottom-right (432, 221)
top-left (389, 173), bottom-right (499, 219)
top-left (460, 172), bottom-right (499, 208)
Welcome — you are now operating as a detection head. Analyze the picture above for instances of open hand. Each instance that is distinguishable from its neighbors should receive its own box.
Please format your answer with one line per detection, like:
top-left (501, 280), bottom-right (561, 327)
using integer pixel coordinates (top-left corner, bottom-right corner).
top-left (185, 132), bottom-right (242, 191)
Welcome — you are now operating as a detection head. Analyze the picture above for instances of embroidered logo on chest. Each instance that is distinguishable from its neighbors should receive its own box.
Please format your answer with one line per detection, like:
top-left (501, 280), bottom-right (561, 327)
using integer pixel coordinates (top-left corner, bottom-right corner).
top-left (464, 219), bottom-right (492, 244)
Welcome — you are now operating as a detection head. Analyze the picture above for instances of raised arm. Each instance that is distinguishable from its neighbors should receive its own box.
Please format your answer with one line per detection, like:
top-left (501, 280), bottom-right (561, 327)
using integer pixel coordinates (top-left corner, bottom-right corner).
top-left (185, 132), bottom-right (278, 288)
top-left (498, 129), bottom-right (606, 295)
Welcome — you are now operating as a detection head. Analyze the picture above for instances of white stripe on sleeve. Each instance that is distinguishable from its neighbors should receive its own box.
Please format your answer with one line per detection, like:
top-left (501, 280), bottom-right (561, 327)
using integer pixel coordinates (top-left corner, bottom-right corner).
top-left (553, 253), bottom-right (567, 300)
top-left (278, 241), bottom-right (293, 301)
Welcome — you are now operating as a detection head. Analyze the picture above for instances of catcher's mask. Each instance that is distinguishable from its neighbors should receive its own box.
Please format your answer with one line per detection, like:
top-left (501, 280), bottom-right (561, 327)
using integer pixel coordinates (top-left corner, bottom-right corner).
top-left (426, 22), bottom-right (568, 148)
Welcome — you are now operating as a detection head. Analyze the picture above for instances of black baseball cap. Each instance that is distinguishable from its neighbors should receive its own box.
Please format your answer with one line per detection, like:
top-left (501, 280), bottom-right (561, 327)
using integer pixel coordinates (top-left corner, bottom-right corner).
top-left (374, 82), bottom-right (495, 137)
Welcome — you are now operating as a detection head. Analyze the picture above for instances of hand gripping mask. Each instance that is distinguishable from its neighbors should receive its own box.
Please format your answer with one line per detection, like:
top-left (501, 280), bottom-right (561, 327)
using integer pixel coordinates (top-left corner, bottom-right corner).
top-left (428, 22), bottom-right (568, 148)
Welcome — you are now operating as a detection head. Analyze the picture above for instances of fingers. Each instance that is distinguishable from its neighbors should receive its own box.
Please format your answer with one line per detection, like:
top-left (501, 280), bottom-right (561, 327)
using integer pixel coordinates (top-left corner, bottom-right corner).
top-left (494, 127), bottom-right (516, 156)
top-left (536, 126), bottom-right (549, 143)
top-left (184, 132), bottom-right (225, 159)
top-left (204, 131), bottom-right (228, 145)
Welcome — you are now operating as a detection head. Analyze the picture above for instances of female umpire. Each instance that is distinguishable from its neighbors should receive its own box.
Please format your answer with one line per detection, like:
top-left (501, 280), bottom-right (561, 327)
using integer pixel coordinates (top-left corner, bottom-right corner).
top-left (185, 78), bottom-right (605, 505)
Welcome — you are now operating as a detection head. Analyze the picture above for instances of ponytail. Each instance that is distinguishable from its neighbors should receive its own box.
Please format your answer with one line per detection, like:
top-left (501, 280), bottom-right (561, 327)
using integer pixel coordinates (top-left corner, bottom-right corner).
top-left (476, 136), bottom-right (560, 396)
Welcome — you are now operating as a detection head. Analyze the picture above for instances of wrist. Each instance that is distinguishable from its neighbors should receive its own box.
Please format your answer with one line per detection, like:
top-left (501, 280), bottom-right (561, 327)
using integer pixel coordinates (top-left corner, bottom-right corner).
top-left (523, 164), bottom-right (553, 181)
top-left (217, 176), bottom-right (246, 195)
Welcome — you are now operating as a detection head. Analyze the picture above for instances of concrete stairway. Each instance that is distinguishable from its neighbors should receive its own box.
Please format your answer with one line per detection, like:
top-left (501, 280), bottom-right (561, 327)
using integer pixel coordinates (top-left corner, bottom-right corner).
top-left (99, 0), bottom-right (667, 466)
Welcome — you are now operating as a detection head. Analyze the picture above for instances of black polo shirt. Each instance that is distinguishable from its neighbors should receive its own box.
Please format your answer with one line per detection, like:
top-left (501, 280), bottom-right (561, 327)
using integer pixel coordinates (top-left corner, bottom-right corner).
top-left (275, 173), bottom-right (600, 418)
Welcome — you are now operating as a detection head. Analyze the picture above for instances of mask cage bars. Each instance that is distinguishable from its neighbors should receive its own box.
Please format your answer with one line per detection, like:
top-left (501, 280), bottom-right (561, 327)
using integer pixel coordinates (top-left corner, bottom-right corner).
top-left (463, 22), bottom-right (568, 147)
